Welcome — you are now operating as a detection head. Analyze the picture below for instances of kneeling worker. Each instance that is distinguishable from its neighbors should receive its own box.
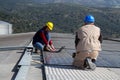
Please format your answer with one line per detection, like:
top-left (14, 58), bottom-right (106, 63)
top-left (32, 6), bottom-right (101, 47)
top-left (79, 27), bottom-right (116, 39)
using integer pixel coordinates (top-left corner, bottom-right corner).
top-left (32, 21), bottom-right (56, 53)
top-left (73, 15), bottom-right (102, 70)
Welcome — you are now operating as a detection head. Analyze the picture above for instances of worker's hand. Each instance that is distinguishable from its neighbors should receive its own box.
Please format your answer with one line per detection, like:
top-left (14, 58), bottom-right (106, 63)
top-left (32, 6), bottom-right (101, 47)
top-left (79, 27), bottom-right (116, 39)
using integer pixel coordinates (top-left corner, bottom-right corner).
top-left (46, 44), bottom-right (51, 51)
top-left (50, 44), bottom-right (56, 51)
top-left (46, 44), bottom-right (53, 51)
top-left (46, 44), bottom-right (56, 52)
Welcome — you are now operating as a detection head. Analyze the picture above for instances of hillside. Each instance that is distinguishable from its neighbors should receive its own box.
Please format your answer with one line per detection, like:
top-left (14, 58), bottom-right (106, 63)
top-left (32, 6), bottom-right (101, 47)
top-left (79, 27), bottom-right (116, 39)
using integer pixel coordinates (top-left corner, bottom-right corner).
top-left (34, 0), bottom-right (120, 7)
top-left (0, 0), bottom-right (120, 7)
top-left (0, 3), bottom-right (120, 38)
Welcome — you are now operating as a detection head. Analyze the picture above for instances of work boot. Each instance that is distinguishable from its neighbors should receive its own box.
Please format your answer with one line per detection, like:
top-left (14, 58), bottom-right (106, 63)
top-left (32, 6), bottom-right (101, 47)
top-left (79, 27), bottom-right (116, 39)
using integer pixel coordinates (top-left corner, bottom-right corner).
top-left (34, 48), bottom-right (38, 53)
top-left (34, 48), bottom-right (40, 54)
top-left (84, 57), bottom-right (96, 70)
top-left (72, 52), bottom-right (76, 58)
top-left (44, 46), bottom-right (50, 51)
top-left (92, 59), bottom-right (96, 63)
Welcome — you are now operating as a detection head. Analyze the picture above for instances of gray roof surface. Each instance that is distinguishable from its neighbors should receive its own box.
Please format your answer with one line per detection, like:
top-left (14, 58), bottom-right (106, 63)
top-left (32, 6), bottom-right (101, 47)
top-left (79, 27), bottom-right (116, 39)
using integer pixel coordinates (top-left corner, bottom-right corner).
top-left (0, 32), bottom-right (120, 80)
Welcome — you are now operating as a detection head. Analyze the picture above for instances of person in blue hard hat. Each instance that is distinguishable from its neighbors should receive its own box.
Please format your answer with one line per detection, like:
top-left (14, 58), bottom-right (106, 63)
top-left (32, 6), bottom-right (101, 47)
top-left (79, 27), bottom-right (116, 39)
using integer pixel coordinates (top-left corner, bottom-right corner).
top-left (32, 21), bottom-right (56, 53)
top-left (72, 15), bottom-right (102, 70)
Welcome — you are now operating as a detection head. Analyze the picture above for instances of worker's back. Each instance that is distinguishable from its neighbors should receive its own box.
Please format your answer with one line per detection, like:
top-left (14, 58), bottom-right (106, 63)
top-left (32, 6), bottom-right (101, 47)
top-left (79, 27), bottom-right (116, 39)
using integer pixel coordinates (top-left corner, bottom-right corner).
top-left (76, 24), bottom-right (101, 52)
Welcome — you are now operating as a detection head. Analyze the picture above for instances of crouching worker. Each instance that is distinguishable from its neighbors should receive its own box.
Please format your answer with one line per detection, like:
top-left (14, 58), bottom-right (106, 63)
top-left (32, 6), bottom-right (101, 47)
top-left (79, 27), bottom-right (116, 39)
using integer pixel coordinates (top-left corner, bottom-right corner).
top-left (32, 21), bottom-right (56, 54)
top-left (72, 15), bottom-right (102, 70)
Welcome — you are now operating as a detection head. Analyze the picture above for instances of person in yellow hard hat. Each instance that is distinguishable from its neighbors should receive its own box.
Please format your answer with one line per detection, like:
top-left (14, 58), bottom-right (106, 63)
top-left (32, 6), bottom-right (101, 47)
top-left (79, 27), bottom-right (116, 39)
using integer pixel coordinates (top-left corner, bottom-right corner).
top-left (32, 21), bottom-right (56, 53)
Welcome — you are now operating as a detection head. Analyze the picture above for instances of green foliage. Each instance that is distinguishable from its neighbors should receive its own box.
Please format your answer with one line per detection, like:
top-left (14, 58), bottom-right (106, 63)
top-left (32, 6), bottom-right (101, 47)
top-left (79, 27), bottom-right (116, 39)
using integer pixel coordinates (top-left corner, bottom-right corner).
top-left (0, 3), bottom-right (120, 38)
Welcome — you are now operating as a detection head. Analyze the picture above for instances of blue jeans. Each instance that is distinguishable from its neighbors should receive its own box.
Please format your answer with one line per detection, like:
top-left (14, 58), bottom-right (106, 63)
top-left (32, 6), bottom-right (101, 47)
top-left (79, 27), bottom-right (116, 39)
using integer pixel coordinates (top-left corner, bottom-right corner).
top-left (33, 33), bottom-right (51, 50)
top-left (33, 42), bottom-right (44, 50)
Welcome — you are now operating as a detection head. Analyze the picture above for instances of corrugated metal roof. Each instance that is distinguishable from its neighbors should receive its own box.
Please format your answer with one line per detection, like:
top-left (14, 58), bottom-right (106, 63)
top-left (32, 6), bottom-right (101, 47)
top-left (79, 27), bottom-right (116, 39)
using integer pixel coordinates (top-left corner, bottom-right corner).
top-left (1, 32), bottom-right (120, 80)
top-left (45, 65), bottom-right (120, 80)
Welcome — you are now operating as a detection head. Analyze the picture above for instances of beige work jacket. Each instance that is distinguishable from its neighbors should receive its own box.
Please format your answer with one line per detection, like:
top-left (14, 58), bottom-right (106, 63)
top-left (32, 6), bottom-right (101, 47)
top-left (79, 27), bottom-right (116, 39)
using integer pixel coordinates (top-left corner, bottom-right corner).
top-left (76, 24), bottom-right (101, 52)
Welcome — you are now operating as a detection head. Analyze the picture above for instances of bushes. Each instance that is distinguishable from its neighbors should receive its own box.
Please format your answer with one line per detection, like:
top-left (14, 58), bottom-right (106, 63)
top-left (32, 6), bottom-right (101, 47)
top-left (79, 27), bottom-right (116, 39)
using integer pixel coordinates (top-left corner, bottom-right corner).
top-left (0, 3), bottom-right (120, 37)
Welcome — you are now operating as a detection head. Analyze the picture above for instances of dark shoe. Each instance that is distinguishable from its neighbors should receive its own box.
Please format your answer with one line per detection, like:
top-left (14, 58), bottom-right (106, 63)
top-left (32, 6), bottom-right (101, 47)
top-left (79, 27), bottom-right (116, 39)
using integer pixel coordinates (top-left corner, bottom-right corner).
top-left (34, 48), bottom-right (40, 54)
top-left (44, 48), bottom-right (49, 51)
top-left (92, 59), bottom-right (96, 63)
top-left (34, 48), bottom-right (38, 53)
top-left (43, 46), bottom-right (50, 52)
top-left (84, 57), bottom-right (96, 70)
top-left (72, 52), bottom-right (76, 58)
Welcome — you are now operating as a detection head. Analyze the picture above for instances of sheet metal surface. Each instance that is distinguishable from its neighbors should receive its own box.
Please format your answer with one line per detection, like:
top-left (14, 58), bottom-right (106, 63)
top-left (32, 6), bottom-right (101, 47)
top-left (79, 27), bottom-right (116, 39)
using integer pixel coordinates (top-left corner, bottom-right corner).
top-left (43, 33), bottom-right (120, 80)
top-left (45, 65), bottom-right (120, 80)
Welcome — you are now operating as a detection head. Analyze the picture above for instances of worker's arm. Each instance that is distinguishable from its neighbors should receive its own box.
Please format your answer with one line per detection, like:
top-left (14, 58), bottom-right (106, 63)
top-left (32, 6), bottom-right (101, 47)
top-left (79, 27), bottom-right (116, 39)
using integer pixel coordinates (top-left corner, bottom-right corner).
top-left (98, 32), bottom-right (103, 43)
top-left (75, 32), bottom-right (80, 48)
top-left (40, 32), bottom-right (56, 51)
top-left (49, 40), bottom-right (56, 51)
top-left (39, 31), bottom-right (48, 45)
top-left (49, 40), bottom-right (53, 45)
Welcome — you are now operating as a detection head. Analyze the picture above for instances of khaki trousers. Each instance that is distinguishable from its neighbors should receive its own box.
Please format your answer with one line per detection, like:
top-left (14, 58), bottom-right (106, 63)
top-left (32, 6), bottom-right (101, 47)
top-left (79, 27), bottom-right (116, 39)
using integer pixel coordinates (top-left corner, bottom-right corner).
top-left (72, 51), bottom-right (99, 68)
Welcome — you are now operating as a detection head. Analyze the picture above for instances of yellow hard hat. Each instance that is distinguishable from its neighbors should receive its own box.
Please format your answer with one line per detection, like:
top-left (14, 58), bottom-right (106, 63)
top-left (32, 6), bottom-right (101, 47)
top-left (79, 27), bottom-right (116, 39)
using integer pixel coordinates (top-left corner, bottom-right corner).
top-left (46, 21), bottom-right (54, 30)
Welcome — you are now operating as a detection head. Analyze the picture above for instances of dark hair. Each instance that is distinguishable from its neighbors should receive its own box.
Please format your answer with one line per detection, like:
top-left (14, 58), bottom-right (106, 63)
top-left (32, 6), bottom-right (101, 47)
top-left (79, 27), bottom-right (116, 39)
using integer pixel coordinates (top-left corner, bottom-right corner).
top-left (42, 26), bottom-right (47, 30)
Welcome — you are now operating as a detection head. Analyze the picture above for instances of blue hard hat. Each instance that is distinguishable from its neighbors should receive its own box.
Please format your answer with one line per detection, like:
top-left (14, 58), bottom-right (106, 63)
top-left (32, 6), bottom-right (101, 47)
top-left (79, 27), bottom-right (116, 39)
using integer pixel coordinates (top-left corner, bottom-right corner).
top-left (84, 15), bottom-right (95, 23)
